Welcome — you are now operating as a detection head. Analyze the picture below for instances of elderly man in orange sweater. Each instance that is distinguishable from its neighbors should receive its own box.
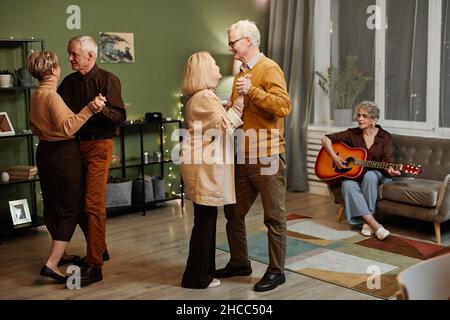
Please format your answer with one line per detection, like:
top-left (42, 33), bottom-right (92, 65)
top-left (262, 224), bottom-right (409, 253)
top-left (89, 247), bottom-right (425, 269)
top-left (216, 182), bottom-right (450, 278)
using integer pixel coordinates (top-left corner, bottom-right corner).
top-left (214, 19), bottom-right (292, 292)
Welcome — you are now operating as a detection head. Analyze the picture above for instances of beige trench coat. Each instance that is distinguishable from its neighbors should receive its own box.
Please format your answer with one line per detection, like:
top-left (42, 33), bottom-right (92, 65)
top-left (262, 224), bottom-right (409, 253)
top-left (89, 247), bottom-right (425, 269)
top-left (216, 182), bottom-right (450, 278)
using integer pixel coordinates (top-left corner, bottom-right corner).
top-left (180, 89), bottom-right (242, 206)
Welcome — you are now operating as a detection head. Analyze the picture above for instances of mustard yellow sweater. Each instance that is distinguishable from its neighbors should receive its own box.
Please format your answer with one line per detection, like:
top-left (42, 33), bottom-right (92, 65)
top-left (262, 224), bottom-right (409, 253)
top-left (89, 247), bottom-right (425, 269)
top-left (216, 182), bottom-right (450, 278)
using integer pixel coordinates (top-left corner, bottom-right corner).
top-left (230, 56), bottom-right (291, 159)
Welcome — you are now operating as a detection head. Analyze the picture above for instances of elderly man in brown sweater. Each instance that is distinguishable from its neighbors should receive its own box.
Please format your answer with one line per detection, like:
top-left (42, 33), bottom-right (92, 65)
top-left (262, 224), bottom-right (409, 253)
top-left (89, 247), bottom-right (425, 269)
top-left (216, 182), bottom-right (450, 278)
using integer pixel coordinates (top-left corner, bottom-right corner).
top-left (58, 36), bottom-right (126, 287)
top-left (214, 20), bottom-right (292, 292)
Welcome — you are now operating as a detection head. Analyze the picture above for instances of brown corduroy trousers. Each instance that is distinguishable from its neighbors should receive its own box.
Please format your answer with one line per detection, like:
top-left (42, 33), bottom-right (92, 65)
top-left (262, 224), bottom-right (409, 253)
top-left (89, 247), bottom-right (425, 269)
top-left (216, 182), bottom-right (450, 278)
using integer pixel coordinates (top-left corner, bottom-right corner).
top-left (79, 139), bottom-right (113, 268)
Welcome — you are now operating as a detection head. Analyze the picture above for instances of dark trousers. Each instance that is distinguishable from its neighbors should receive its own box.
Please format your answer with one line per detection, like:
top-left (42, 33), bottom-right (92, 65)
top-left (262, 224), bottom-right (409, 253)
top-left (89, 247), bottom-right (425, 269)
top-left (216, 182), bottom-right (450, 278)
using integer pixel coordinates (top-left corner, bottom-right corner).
top-left (224, 154), bottom-right (287, 274)
top-left (36, 139), bottom-right (83, 241)
top-left (78, 139), bottom-right (113, 268)
top-left (181, 203), bottom-right (218, 289)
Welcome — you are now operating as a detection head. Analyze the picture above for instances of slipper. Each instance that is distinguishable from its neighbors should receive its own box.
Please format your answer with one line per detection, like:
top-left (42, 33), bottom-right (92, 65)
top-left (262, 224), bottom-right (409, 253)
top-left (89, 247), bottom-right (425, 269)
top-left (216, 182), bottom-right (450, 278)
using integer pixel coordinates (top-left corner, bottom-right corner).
top-left (361, 224), bottom-right (373, 236)
top-left (375, 226), bottom-right (390, 240)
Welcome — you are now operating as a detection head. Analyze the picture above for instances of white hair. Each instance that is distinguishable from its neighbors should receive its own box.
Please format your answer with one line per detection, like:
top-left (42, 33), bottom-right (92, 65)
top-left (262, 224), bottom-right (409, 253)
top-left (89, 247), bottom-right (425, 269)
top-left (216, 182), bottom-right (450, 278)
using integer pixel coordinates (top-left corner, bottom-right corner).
top-left (69, 35), bottom-right (98, 58)
top-left (228, 19), bottom-right (260, 48)
top-left (354, 100), bottom-right (380, 121)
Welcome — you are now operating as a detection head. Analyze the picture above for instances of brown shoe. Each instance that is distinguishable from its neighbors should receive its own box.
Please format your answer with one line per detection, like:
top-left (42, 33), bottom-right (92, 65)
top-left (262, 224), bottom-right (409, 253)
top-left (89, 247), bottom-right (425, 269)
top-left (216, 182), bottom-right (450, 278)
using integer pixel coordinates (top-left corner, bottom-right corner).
top-left (80, 266), bottom-right (103, 287)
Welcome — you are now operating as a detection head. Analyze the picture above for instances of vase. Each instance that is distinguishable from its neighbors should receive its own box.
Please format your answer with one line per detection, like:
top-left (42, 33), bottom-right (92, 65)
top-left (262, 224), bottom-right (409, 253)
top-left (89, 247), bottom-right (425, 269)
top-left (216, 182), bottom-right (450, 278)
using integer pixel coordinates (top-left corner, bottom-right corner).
top-left (0, 74), bottom-right (12, 88)
top-left (15, 67), bottom-right (33, 86)
top-left (333, 109), bottom-right (353, 127)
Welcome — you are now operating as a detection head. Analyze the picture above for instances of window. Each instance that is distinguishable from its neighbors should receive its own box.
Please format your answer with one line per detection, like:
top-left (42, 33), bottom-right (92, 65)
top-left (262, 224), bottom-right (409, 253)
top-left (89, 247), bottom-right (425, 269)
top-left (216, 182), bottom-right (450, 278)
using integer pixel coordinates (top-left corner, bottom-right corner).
top-left (385, 0), bottom-right (428, 122)
top-left (331, 0), bottom-right (375, 103)
top-left (440, 0), bottom-right (450, 128)
top-left (313, 0), bottom-right (450, 136)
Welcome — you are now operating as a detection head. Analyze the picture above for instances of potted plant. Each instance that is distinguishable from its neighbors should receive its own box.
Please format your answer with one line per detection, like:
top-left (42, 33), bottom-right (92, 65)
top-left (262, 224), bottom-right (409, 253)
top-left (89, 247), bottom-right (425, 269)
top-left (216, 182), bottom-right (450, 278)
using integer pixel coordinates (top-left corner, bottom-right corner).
top-left (315, 55), bottom-right (372, 127)
top-left (0, 69), bottom-right (13, 88)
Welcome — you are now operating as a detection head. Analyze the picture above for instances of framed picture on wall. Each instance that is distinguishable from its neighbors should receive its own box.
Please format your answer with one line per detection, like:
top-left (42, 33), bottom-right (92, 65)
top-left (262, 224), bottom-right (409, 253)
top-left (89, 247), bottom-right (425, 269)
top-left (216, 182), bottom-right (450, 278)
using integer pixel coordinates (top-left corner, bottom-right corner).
top-left (0, 112), bottom-right (15, 137)
top-left (99, 32), bottom-right (135, 63)
top-left (9, 199), bottom-right (32, 226)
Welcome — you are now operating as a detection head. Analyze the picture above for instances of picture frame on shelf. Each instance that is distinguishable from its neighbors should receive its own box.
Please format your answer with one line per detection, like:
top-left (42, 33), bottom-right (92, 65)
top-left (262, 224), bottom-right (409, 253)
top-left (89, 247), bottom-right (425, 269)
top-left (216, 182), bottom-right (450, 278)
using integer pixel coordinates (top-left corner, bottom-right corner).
top-left (9, 199), bottom-right (32, 226)
top-left (0, 112), bottom-right (15, 137)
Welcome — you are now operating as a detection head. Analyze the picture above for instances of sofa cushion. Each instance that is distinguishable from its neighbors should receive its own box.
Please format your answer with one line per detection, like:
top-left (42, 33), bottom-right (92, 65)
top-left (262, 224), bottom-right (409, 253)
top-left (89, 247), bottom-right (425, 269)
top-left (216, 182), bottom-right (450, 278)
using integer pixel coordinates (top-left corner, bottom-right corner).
top-left (380, 178), bottom-right (441, 208)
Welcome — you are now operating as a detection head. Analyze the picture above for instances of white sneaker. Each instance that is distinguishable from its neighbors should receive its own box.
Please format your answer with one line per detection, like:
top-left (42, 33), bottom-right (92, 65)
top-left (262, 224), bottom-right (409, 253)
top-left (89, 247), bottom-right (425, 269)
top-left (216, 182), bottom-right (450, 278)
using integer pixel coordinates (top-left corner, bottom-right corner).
top-left (207, 278), bottom-right (221, 288)
top-left (361, 224), bottom-right (373, 237)
top-left (375, 226), bottom-right (390, 240)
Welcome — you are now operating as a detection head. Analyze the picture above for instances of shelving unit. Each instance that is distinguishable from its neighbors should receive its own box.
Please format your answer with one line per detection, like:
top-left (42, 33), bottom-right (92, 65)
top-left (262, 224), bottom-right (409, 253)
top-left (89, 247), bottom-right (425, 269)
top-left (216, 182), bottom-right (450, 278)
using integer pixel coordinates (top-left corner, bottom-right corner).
top-left (0, 38), bottom-right (45, 239)
top-left (107, 119), bottom-right (184, 215)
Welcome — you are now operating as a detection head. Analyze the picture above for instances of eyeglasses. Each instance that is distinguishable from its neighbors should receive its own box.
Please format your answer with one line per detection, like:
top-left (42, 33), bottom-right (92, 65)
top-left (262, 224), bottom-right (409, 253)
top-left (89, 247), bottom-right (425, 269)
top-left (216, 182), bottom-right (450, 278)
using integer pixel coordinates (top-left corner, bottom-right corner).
top-left (228, 37), bottom-right (246, 48)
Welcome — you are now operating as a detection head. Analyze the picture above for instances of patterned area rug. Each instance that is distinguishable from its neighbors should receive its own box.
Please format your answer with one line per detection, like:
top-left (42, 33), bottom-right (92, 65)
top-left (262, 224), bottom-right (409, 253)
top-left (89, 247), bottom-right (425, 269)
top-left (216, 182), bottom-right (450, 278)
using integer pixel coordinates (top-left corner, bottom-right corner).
top-left (216, 213), bottom-right (450, 299)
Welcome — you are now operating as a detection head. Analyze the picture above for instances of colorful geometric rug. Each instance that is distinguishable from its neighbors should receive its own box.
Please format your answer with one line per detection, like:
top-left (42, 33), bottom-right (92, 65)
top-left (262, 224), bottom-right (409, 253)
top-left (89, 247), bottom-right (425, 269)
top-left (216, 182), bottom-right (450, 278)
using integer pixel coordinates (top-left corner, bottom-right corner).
top-left (216, 213), bottom-right (450, 299)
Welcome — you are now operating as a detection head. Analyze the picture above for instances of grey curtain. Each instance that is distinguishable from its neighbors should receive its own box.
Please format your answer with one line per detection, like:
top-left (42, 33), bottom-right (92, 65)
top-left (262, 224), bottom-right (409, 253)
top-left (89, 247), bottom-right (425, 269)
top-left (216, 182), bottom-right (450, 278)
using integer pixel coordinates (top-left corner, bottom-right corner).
top-left (268, 0), bottom-right (314, 191)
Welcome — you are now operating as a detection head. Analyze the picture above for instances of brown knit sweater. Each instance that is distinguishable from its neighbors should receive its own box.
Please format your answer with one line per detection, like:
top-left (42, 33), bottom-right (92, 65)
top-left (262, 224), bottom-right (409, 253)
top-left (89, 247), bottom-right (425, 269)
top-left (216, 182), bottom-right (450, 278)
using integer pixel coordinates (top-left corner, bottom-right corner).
top-left (30, 78), bottom-right (93, 141)
top-left (230, 55), bottom-right (291, 158)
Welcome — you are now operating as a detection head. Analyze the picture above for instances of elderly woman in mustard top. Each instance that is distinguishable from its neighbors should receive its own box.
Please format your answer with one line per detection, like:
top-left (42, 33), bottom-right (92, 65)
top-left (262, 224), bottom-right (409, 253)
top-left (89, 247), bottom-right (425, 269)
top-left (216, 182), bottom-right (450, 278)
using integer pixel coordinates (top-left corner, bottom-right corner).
top-left (27, 51), bottom-right (105, 283)
top-left (179, 51), bottom-right (245, 289)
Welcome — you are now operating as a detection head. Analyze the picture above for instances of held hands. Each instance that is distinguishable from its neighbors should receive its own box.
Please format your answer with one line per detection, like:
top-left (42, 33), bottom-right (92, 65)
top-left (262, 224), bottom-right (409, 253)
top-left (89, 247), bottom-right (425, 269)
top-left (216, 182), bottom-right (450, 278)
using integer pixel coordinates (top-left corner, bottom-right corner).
top-left (236, 74), bottom-right (252, 95)
top-left (88, 93), bottom-right (107, 114)
top-left (387, 166), bottom-right (401, 177)
top-left (231, 94), bottom-right (245, 117)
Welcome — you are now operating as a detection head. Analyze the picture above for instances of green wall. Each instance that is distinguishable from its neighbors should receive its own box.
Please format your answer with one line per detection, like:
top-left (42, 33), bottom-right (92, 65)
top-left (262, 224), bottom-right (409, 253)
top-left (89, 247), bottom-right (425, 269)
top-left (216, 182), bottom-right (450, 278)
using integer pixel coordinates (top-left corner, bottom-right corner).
top-left (0, 0), bottom-right (269, 120)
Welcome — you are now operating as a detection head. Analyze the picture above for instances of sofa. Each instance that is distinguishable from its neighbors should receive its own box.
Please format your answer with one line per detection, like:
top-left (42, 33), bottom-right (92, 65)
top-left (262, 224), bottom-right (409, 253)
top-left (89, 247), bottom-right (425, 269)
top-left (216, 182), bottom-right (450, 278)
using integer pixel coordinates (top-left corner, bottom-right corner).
top-left (328, 133), bottom-right (450, 243)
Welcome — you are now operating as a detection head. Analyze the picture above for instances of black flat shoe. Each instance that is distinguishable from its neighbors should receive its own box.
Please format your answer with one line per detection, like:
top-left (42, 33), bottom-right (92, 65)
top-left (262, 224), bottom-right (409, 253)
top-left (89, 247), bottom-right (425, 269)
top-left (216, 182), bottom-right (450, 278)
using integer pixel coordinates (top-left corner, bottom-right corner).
top-left (40, 265), bottom-right (68, 284)
top-left (58, 255), bottom-right (81, 266)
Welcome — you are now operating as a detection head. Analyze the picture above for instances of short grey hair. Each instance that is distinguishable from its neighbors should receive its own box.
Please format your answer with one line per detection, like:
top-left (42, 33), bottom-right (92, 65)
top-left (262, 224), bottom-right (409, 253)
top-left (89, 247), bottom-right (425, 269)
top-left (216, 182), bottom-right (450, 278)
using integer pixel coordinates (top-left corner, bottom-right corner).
top-left (354, 100), bottom-right (380, 121)
top-left (228, 19), bottom-right (260, 48)
top-left (69, 35), bottom-right (98, 58)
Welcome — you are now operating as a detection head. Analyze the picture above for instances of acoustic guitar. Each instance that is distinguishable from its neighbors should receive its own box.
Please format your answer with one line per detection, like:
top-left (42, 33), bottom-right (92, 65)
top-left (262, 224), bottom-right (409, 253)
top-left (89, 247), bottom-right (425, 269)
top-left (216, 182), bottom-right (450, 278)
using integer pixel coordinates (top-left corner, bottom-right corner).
top-left (314, 141), bottom-right (422, 183)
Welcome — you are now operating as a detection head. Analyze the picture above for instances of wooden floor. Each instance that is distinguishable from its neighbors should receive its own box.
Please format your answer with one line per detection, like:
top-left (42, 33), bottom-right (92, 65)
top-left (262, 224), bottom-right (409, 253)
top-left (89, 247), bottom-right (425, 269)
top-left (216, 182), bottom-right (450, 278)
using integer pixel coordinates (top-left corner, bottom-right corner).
top-left (0, 191), bottom-right (448, 300)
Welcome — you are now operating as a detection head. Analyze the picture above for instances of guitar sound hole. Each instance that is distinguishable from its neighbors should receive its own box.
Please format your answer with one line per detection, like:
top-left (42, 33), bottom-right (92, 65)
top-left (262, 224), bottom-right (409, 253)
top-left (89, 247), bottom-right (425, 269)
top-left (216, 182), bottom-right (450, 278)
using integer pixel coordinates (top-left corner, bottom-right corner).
top-left (334, 157), bottom-right (354, 173)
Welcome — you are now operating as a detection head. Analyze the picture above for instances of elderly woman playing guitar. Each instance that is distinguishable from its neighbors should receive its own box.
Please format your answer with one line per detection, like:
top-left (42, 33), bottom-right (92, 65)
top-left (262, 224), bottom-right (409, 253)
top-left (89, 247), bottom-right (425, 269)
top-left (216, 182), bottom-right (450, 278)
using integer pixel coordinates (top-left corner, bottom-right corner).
top-left (320, 101), bottom-right (401, 240)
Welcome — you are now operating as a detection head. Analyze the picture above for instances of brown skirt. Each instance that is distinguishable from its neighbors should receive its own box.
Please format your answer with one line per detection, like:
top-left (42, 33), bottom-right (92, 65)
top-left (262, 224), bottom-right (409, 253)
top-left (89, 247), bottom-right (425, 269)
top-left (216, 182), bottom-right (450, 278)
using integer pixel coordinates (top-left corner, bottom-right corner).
top-left (36, 139), bottom-right (83, 241)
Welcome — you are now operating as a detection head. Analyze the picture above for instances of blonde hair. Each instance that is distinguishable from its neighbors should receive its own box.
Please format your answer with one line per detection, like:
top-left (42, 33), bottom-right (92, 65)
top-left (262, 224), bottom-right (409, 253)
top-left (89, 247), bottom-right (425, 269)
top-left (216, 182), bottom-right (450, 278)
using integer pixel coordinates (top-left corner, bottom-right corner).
top-left (181, 52), bottom-right (218, 96)
top-left (27, 51), bottom-right (59, 81)
top-left (354, 100), bottom-right (380, 121)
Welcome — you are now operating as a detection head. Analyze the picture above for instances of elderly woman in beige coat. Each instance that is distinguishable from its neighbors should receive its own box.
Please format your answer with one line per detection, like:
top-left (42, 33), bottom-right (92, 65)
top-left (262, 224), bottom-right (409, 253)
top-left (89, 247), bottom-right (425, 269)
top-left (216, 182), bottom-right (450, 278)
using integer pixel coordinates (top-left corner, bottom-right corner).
top-left (180, 51), bottom-right (244, 289)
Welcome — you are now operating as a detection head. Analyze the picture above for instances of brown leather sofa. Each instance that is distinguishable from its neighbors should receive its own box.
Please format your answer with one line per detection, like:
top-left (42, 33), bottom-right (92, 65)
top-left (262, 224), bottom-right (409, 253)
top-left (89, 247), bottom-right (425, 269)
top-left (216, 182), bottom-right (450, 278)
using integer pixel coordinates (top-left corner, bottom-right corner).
top-left (328, 133), bottom-right (450, 243)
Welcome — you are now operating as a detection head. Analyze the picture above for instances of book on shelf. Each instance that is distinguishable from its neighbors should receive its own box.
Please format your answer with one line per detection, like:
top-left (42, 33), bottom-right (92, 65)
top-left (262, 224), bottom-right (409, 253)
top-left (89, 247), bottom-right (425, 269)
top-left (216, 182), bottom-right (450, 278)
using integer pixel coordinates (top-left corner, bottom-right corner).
top-left (7, 165), bottom-right (38, 174)
top-left (8, 175), bottom-right (35, 181)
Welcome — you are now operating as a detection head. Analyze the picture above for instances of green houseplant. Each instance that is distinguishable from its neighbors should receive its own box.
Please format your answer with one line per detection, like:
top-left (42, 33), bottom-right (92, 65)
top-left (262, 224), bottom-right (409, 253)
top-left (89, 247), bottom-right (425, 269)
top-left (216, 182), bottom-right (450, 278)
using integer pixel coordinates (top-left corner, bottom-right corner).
top-left (315, 55), bottom-right (372, 126)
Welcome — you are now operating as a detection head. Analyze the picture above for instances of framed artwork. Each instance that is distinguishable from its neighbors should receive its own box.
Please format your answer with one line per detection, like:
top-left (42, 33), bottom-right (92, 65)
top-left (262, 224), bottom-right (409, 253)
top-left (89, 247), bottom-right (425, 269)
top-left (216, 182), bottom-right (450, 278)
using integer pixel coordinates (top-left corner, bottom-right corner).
top-left (0, 112), bottom-right (15, 137)
top-left (99, 32), bottom-right (135, 63)
top-left (9, 199), bottom-right (32, 226)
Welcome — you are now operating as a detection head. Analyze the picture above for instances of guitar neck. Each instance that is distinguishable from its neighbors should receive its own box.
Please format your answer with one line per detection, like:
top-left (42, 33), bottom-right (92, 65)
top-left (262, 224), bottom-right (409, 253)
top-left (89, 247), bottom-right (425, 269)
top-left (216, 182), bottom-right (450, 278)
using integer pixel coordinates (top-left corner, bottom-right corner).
top-left (354, 159), bottom-right (402, 171)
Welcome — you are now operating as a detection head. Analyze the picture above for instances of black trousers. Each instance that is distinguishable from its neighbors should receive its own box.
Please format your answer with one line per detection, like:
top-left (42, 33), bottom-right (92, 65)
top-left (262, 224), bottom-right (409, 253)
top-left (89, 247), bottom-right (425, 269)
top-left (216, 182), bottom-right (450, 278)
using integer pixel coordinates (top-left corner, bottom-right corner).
top-left (36, 139), bottom-right (83, 241)
top-left (181, 203), bottom-right (218, 289)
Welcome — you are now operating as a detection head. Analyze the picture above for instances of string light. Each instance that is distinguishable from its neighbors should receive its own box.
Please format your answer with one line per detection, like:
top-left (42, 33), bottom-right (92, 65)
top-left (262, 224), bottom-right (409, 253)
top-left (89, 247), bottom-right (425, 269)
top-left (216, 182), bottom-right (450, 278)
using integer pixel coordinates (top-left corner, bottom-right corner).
top-left (162, 121), bottom-right (180, 196)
